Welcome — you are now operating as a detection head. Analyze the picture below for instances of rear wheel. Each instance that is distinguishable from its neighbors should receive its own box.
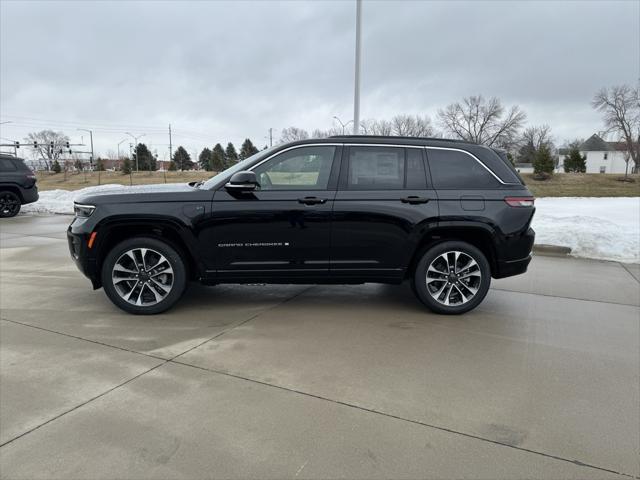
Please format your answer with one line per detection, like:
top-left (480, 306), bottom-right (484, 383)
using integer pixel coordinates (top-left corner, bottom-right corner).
top-left (101, 237), bottom-right (187, 314)
top-left (0, 191), bottom-right (21, 218)
top-left (412, 241), bottom-right (491, 314)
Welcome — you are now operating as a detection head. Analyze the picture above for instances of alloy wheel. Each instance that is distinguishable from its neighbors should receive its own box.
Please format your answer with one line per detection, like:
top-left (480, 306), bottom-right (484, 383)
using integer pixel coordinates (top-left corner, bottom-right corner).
top-left (426, 250), bottom-right (482, 306)
top-left (0, 192), bottom-right (20, 217)
top-left (112, 248), bottom-right (174, 306)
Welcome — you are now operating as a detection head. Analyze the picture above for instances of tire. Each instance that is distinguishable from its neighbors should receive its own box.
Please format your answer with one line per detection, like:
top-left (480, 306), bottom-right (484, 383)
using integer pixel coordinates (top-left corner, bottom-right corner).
top-left (0, 191), bottom-right (21, 218)
top-left (412, 241), bottom-right (491, 315)
top-left (101, 237), bottom-right (187, 315)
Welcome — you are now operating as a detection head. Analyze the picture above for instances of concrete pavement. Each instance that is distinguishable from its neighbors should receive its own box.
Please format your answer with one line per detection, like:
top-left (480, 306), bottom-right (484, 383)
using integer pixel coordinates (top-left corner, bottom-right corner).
top-left (0, 215), bottom-right (638, 479)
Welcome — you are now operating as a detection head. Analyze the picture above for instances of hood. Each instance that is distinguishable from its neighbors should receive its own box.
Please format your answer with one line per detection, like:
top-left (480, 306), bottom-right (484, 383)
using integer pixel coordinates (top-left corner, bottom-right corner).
top-left (74, 183), bottom-right (200, 205)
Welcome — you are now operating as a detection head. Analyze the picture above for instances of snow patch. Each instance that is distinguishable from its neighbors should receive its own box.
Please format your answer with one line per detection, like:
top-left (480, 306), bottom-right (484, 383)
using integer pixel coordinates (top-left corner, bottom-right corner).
top-left (20, 185), bottom-right (640, 263)
top-left (532, 197), bottom-right (639, 263)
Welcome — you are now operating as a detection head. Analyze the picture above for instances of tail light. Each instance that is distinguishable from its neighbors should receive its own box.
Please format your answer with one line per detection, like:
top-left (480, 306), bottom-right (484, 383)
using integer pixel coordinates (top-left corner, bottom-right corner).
top-left (504, 196), bottom-right (535, 207)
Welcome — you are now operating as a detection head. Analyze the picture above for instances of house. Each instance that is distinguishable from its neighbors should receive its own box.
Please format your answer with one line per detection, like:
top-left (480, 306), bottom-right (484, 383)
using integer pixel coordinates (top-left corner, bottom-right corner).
top-left (558, 134), bottom-right (638, 174)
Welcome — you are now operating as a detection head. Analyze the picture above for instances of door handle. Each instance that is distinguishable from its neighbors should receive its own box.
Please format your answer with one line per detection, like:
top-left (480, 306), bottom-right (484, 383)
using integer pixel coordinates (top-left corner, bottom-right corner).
top-left (400, 196), bottom-right (429, 205)
top-left (298, 196), bottom-right (327, 205)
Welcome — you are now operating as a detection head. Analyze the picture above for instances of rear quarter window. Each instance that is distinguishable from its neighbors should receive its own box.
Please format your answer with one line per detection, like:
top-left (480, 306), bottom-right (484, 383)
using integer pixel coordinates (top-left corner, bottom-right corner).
top-left (427, 149), bottom-right (499, 189)
top-left (0, 158), bottom-right (17, 172)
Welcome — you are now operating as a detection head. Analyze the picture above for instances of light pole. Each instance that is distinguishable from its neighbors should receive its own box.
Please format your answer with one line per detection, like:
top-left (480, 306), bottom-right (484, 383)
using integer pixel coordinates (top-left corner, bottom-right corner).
top-left (353, 0), bottom-right (362, 135)
top-left (117, 138), bottom-right (128, 160)
top-left (333, 116), bottom-right (353, 135)
top-left (125, 132), bottom-right (146, 171)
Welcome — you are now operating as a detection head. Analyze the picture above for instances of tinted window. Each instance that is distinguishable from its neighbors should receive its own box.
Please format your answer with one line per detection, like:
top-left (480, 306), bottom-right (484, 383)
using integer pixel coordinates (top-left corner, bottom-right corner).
top-left (254, 146), bottom-right (335, 190)
top-left (427, 149), bottom-right (499, 189)
top-left (348, 147), bottom-right (404, 190)
top-left (0, 159), bottom-right (17, 172)
top-left (406, 148), bottom-right (427, 189)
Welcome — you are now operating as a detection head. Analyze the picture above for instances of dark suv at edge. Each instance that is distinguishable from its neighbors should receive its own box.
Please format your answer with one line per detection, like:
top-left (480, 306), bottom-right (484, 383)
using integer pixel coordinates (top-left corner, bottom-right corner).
top-left (68, 136), bottom-right (535, 315)
top-left (0, 154), bottom-right (39, 218)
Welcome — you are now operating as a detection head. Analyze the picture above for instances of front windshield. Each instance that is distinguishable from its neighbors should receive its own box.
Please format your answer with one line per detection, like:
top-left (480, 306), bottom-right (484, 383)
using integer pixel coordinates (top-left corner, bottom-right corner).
top-left (201, 146), bottom-right (279, 189)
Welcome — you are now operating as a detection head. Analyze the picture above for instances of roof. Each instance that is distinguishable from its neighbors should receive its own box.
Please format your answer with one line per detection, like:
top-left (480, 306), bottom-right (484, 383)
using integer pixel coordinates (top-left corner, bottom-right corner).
top-left (579, 134), bottom-right (613, 152)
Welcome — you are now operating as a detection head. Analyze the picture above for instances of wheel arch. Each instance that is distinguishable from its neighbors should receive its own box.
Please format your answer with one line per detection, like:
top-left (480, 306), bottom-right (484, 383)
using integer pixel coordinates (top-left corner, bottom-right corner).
top-left (0, 184), bottom-right (24, 202)
top-left (93, 218), bottom-right (201, 283)
top-left (406, 224), bottom-right (499, 279)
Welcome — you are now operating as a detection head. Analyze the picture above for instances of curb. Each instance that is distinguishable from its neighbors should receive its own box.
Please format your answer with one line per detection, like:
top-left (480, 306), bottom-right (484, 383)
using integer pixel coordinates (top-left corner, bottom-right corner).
top-left (533, 244), bottom-right (572, 257)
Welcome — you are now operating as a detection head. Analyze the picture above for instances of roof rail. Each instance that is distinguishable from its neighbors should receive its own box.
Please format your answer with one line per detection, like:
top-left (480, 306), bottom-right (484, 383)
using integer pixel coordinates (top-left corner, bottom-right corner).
top-left (327, 135), bottom-right (469, 144)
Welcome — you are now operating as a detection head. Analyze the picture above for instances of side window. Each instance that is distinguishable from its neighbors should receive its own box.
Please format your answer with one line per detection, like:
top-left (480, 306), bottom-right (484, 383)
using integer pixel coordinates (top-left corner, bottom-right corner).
top-left (253, 146), bottom-right (336, 190)
top-left (0, 159), bottom-right (17, 172)
top-left (348, 147), bottom-right (404, 190)
top-left (406, 148), bottom-right (427, 189)
top-left (427, 149), bottom-right (499, 189)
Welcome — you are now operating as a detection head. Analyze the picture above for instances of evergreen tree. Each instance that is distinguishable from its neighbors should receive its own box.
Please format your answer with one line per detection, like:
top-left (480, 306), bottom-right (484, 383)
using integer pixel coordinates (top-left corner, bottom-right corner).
top-left (239, 138), bottom-right (259, 160)
top-left (563, 146), bottom-right (587, 173)
top-left (52, 159), bottom-right (62, 173)
top-left (533, 144), bottom-right (555, 179)
top-left (133, 143), bottom-right (156, 171)
top-left (168, 160), bottom-right (177, 171)
top-left (172, 146), bottom-right (194, 171)
top-left (121, 158), bottom-right (132, 174)
top-left (198, 147), bottom-right (213, 171)
top-left (225, 142), bottom-right (238, 167)
top-left (211, 143), bottom-right (226, 171)
top-left (96, 158), bottom-right (105, 171)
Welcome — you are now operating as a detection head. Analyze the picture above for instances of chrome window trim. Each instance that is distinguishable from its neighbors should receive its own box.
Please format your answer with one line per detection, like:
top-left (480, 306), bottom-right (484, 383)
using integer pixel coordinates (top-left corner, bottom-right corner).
top-left (246, 142), bottom-right (516, 186)
top-left (425, 146), bottom-right (516, 185)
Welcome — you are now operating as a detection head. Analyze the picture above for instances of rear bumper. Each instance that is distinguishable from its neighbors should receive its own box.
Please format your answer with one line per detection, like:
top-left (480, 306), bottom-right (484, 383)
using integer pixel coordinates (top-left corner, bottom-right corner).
top-left (494, 227), bottom-right (535, 279)
top-left (20, 186), bottom-right (38, 204)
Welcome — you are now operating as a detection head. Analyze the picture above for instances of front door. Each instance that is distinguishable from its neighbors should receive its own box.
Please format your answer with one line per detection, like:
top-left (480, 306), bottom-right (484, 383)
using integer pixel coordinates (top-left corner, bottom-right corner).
top-left (330, 145), bottom-right (439, 282)
top-left (211, 145), bottom-right (341, 281)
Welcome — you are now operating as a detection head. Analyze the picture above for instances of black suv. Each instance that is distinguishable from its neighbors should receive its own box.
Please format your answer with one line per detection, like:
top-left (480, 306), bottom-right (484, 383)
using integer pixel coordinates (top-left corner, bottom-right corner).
top-left (0, 154), bottom-right (39, 218)
top-left (68, 136), bottom-right (535, 315)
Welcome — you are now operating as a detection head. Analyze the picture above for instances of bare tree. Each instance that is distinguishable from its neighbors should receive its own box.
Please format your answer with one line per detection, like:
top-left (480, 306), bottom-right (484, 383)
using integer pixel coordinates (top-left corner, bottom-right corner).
top-left (390, 114), bottom-right (434, 137)
top-left (437, 95), bottom-right (526, 148)
top-left (24, 130), bottom-right (70, 170)
top-left (311, 127), bottom-right (342, 139)
top-left (516, 125), bottom-right (554, 166)
top-left (359, 118), bottom-right (392, 136)
top-left (279, 127), bottom-right (309, 143)
top-left (592, 84), bottom-right (640, 169)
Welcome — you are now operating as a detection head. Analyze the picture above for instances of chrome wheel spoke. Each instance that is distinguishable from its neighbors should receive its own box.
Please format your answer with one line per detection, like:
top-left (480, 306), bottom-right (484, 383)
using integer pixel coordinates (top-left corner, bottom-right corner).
top-left (426, 250), bottom-right (481, 307)
top-left (113, 247), bottom-right (174, 306)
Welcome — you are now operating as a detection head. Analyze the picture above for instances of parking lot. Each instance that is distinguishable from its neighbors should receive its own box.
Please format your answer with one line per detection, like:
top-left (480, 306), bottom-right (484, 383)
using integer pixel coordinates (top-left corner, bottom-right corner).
top-left (0, 214), bottom-right (638, 479)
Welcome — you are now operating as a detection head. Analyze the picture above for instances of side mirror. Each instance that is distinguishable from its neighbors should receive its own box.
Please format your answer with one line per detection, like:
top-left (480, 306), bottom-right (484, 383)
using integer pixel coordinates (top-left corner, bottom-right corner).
top-left (225, 171), bottom-right (258, 191)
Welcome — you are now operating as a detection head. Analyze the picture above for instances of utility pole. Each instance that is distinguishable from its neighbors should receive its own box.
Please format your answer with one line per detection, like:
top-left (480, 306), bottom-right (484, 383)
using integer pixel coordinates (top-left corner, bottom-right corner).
top-left (168, 124), bottom-right (173, 162)
top-left (353, 0), bottom-right (362, 135)
top-left (269, 128), bottom-right (273, 147)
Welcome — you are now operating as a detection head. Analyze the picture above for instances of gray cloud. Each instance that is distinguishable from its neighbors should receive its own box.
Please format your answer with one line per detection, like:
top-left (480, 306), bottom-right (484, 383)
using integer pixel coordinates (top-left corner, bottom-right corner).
top-left (1, 0), bottom-right (638, 158)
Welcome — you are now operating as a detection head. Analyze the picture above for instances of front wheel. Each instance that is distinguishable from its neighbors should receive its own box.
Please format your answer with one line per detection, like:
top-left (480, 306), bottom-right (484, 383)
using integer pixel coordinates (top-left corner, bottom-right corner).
top-left (413, 241), bottom-right (491, 315)
top-left (0, 191), bottom-right (21, 218)
top-left (101, 237), bottom-right (187, 314)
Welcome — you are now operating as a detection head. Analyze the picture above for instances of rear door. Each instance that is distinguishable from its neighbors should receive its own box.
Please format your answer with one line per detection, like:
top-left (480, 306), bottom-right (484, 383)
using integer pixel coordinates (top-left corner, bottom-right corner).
top-left (330, 145), bottom-right (439, 282)
top-left (211, 144), bottom-right (341, 281)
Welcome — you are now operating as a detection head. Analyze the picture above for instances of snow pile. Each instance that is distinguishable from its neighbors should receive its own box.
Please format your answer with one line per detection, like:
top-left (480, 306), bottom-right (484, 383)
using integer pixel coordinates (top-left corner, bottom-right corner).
top-left (532, 197), bottom-right (639, 263)
top-left (20, 185), bottom-right (640, 263)
top-left (21, 183), bottom-right (186, 215)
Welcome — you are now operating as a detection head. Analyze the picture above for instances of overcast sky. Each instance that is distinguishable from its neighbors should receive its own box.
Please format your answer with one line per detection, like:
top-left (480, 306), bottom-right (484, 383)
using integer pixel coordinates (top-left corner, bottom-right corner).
top-left (1, 0), bottom-right (638, 160)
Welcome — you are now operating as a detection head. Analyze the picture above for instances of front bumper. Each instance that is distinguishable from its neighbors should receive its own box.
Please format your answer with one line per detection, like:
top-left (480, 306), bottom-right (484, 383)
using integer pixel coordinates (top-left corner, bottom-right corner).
top-left (67, 221), bottom-right (101, 289)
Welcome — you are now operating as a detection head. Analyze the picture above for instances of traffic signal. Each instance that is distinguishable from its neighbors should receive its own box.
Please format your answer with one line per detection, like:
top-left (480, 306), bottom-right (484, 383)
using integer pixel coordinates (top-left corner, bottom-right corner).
top-left (15, 141), bottom-right (19, 149)
top-left (65, 141), bottom-right (70, 148)
top-left (33, 141), bottom-right (38, 148)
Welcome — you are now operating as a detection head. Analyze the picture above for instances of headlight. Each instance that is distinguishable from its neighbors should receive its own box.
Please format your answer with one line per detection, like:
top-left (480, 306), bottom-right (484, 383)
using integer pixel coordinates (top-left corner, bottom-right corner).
top-left (74, 203), bottom-right (96, 217)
